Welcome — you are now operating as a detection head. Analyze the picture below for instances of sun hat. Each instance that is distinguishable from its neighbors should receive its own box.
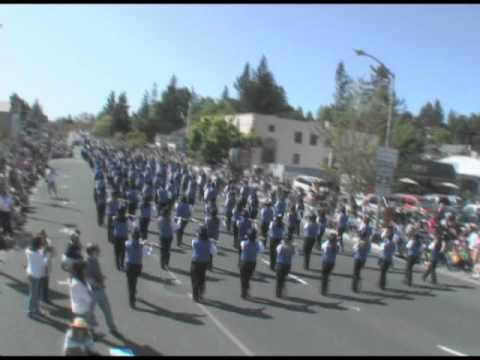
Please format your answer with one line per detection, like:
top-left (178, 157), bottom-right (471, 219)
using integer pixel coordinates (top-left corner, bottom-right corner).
top-left (71, 317), bottom-right (89, 329)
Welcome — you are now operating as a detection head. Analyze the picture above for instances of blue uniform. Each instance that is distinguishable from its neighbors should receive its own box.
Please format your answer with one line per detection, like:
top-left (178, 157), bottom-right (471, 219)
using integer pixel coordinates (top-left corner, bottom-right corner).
top-left (276, 243), bottom-right (294, 265)
top-left (240, 240), bottom-right (264, 262)
top-left (125, 240), bottom-right (143, 265)
top-left (380, 237), bottom-right (396, 260)
top-left (158, 217), bottom-right (174, 238)
top-left (176, 202), bottom-right (191, 219)
top-left (322, 241), bottom-right (338, 264)
top-left (269, 222), bottom-right (284, 239)
top-left (353, 241), bottom-right (371, 262)
top-left (304, 222), bottom-right (319, 238)
top-left (274, 200), bottom-right (287, 216)
top-left (205, 216), bottom-right (220, 240)
top-left (260, 207), bottom-right (274, 224)
top-left (192, 239), bottom-right (216, 263)
top-left (113, 219), bottom-right (129, 238)
top-left (140, 203), bottom-right (152, 219)
top-left (237, 218), bottom-right (253, 240)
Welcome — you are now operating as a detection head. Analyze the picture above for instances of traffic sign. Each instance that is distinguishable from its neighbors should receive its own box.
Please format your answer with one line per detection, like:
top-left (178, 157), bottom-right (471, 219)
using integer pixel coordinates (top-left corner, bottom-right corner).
top-left (375, 146), bottom-right (398, 197)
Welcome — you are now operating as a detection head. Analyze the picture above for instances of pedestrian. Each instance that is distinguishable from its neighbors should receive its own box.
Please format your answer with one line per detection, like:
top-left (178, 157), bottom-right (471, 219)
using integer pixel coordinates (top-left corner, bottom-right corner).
top-left (224, 190), bottom-right (236, 233)
top-left (205, 207), bottom-right (220, 271)
top-left (336, 207), bottom-right (349, 252)
top-left (316, 208), bottom-right (327, 250)
top-left (0, 186), bottom-right (14, 237)
top-left (320, 233), bottom-right (338, 296)
top-left (422, 234), bottom-right (444, 285)
top-left (405, 233), bottom-right (424, 287)
top-left (112, 207), bottom-right (129, 271)
top-left (248, 190), bottom-right (259, 219)
top-left (69, 261), bottom-right (95, 331)
top-left (158, 209), bottom-right (174, 270)
top-left (139, 196), bottom-right (152, 241)
top-left (175, 196), bottom-right (191, 247)
top-left (106, 192), bottom-right (120, 244)
top-left (260, 201), bottom-right (274, 248)
top-left (378, 225), bottom-right (397, 290)
top-left (26, 235), bottom-right (50, 317)
top-left (236, 210), bottom-right (253, 251)
top-left (232, 202), bottom-right (243, 249)
top-left (239, 228), bottom-right (264, 299)
top-left (351, 228), bottom-right (371, 293)
top-left (126, 183), bottom-right (139, 216)
top-left (286, 206), bottom-right (298, 241)
top-left (85, 243), bottom-right (119, 335)
top-left (156, 184), bottom-right (170, 215)
top-left (125, 227), bottom-right (144, 309)
top-left (39, 230), bottom-right (54, 304)
top-left (303, 214), bottom-right (319, 270)
top-left (274, 196), bottom-right (287, 218)
top-left (190, 225), bottom-right (217, 302)
top-left (275, 237), bottom-right (295, 298)
top-left (269, 215), bottom-right (284, 271)
top-left (95, 185), bottom-right (107, 227)
top-left (295, 195), bottom-right (305, 237)
top-left (61, 230), bottom-right (83, 274)
top-left (45, 167), bottom-right (58, 198)
top-left (63, 317), bottom-right (98, 356)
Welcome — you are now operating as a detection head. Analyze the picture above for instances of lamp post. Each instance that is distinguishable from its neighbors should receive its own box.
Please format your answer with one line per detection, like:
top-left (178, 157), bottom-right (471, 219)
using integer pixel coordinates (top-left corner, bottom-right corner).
top-left (354, 49), bottom-right (395, 147)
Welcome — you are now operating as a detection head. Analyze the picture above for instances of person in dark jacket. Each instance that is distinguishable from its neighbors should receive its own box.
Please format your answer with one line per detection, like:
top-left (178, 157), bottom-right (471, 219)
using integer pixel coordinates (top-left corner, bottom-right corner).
top-left (286, 206), bottom-right (298, 241)
top-left (205, 208), bottom-right (220, 271)
top-left (95, 185), bottom-right (107, 227)
top-left (239, 228), bottom-right (264, 299)
top-left (351, 230), bottom-right (371, 293)
top-left (190, 225), bottom-right (217, 302)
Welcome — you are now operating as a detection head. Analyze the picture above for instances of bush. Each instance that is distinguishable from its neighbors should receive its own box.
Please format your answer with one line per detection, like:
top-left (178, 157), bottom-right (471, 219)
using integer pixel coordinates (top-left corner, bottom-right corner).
top-left (126, 130), bottom-right (148, 147)
top-left (93, 115), bottom-right (113, 137)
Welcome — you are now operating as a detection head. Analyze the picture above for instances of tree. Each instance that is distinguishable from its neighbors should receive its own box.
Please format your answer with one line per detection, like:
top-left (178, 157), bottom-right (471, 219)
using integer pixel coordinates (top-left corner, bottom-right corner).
top-left (111, 92), bottom-right (131, 134)
top-left (430, 127), bottom-right (452, 145)
top-left (101, 91), bottom-right (116, 117)
top-left (417, 100), bottom-right (443, 128)
top-left (234, 63), bottom-right (254, 112)
top-left (93, 115), bottom-right (113, 137)
top-left (305, 111), bottom-right (314, 121)
top-left (334, 61), bottom-right (353, 112)
top-left (221, 86), bottom-right (230, 101)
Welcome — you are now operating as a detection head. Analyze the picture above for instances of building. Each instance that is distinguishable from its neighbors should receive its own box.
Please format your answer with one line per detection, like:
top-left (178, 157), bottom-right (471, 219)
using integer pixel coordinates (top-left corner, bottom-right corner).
top-left (437, 156), bottom-right (480, 199)
top-left (225, 113), bottom-right (332, 170)
top-left (154, 127), bottom-right (187, 152)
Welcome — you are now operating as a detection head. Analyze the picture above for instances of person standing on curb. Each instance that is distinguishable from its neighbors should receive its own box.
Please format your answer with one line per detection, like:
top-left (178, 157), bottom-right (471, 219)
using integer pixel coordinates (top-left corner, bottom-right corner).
top-left (239, 227), bottom-right (264, 299)
top-left (321, 233), bottom-right (339, 296)
top-left (125, 228), bottom-right (144, 309)
top-left (269, 215), bottom-right (284, 271)
top-left (26, 236), bottom-right (50, 318)
top-left (378, 225), bottom-right (397, 290)
top-left (85, 243), bottom-right (119, 335)
top-left (190, 225), bottom-right (217, 302)
top-left (158, 209), bottom-right (174, 270)
top-left (303, 214), bottom-right (319, 270)
top-left (275, 237), bottom-right (295, 298)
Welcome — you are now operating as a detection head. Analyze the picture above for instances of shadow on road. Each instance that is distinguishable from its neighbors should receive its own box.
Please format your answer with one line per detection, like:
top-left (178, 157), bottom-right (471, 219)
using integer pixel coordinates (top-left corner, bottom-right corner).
top-left (136, 298), bottom-right (206, 326)
top-left (202, 299), bottom-right (273, 319)
top-left (412, 284), bottom-right (456, 292)
top-left (361, 290), bottom-right (414, 301)
top-left (385, 287), bottom-right (435, 297)
top-left (285, 296), bottom-right (349, 311)
top-left (0, 271), bottom-right (69, 301)
top-left (26, 216), bottom-right (78, 229)
top-left (247, 296), bottom-right (317, 314)
top-left (328, 293), bottom-right (387, 306)
top-left (167, 266), bottom-right (223, 282)
top-left (141, 272), bottom-right (176, 286)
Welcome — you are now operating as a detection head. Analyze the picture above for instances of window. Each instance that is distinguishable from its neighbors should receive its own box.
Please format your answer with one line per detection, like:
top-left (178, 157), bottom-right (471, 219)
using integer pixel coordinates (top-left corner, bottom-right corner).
top-left (292, 153), bottom-right (300, 165)
top-left (310, 134), bottom-right (318, 146)
top-left (294, 131), bottom-right (303, 144)
top-left (268, 124), bottom-right (275, 132)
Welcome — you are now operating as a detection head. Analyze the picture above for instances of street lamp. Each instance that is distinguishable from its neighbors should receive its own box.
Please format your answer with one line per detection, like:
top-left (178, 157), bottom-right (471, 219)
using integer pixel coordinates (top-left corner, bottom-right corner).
top-left (354, 49), bottom-right (395, 147)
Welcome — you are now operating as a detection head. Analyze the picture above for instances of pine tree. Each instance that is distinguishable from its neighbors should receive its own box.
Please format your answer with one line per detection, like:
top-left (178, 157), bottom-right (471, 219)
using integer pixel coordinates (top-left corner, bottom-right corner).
top-left (102, 91), bottom-right (116, 117)
top-left (221, 86), bottom-right (230, 101)
top-left (234, 63), bottom-right (254, 112)
top-left (112, 92), bottom-right (130, 134)
top-left (334, 61), bottom-right (353, 112)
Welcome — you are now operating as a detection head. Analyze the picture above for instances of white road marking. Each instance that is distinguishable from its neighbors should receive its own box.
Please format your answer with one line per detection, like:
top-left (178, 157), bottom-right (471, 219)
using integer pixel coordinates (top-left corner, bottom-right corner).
top-left (260, 258), bottom-right (309, 285)
top-left (348, 306), bottom-right (361, 312)
top-left (57, 280), bottom-right (70, 286)
top-left (58, 227), bottom-right (76, 236)
top-left (437, 345), bottom-right (467, 356)
top-left (190, 294), bottom-right (255, 356)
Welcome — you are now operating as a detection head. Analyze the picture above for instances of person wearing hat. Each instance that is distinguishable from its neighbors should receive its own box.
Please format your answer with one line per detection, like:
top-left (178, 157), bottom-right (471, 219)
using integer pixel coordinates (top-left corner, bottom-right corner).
top-left (260, 201), bottom-right (274, 248)
top-left (63, 317), bottom-right (98, 356)
top-left (303, 213), bottom-right (319, 270)
top-left (351, 225), bottom-right (372, 293)
top-left (85, 243), bottom-right (118, 335)
top-left (190, 225), bottom-right (217, 302)
top-left (320, 233), bottom-right (338, 296)
top-left (125, 227), bottom-right (144, 308)
top-left (205, 207), bottom-right (220, 271)
top-left (224, 189), bottom-right (236, 233)
top-left (158, 208), bottom-right (175, 270)
top-left (174, 196), bottom-right (192, 247)
top-left (378, 225), bottom-right (397, 290)
top-left (69, 261), bottom-right (95, 330)
top-left (106, 191), bottom-right (120, 244)
top-left (275, 237), bottom-right (295, 298)
top-left (239, 227), bottom-right (264, 299)
top-left (112, 206), bottom-right (129, 271)
top-left (269, 214), bottom-right (285, 271)
top-left (404, 232), bottom-right (424, 287)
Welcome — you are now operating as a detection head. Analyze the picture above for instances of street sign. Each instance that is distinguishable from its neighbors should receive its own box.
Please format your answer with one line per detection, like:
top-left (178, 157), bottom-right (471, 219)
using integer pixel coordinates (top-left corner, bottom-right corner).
top-left (375, 146), bottom-right (398, 197)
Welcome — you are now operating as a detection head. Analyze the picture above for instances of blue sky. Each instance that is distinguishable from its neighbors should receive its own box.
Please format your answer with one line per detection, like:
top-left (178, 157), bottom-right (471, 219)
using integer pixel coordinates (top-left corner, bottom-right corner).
top-left (1, 4), bottom-right (479, 120)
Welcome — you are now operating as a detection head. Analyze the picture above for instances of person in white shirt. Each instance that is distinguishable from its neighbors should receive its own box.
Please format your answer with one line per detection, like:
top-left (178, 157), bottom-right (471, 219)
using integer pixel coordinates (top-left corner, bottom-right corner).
top-left (0, 187), bottom-right (14, 236)
top-left (69, 261), bottom-right (95, 331)
top-left (25, 236), bottom-right (50, 317)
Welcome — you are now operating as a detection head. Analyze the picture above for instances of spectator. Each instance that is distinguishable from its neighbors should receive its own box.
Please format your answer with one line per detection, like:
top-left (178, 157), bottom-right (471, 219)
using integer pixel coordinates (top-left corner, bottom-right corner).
top-left (0, 186), bottom-right (14, 237)
top-left (63, 317), bottom-right (98, 356)
top-left (26, 236), bottom-right (50, 318)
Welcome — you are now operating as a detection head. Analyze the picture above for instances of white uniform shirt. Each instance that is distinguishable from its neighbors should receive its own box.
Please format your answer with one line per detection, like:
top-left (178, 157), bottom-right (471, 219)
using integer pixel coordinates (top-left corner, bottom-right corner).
top-left (69, 278), bottom-right (93, 315)
top-left (25, 248), bottom-right (48, 278)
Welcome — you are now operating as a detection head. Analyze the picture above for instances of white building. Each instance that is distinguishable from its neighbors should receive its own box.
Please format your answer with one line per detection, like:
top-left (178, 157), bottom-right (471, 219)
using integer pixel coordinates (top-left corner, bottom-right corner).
top-left (225, 113), bottom-right (332, 169)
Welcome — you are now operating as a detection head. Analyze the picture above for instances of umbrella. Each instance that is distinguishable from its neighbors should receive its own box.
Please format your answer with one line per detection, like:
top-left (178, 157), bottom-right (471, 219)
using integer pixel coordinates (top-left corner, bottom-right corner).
top-left (440, 182), bottom-right (459, 189)
top-left (399, 178), bottom-right (419, 186)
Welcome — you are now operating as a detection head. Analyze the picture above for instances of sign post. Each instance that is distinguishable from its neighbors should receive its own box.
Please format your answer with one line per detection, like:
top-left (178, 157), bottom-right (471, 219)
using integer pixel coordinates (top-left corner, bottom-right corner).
top-left (375, 146), bottom-right (398, 228)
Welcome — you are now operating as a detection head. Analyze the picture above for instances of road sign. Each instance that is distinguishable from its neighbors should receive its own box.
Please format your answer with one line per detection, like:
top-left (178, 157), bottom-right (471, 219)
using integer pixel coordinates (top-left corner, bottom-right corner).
top-left (375, 147), bottom-right (398, 197)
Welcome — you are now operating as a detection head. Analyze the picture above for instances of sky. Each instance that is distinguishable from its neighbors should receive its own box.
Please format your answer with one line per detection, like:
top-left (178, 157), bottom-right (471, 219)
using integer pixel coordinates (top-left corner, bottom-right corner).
top-left (1, 4), bottom-right (480, 120)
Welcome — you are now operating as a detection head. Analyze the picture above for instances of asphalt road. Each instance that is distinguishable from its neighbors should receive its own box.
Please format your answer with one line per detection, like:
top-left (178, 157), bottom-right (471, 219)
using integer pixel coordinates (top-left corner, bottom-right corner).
top-left (0, 150), bottom-right (479, 356)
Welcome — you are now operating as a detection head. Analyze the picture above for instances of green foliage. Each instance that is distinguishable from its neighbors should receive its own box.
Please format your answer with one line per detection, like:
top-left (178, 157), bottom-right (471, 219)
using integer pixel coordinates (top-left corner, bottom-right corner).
top-left (430, 127), bottom-right (453, 145)
top-left (334, 61), bottom-right (353, 112)
top-left (126, 130), bottom-right (148, 147)
top-left (93, 115), bottom-right (113, 137)
top-left (417, 100), bottom-right (444, 128)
